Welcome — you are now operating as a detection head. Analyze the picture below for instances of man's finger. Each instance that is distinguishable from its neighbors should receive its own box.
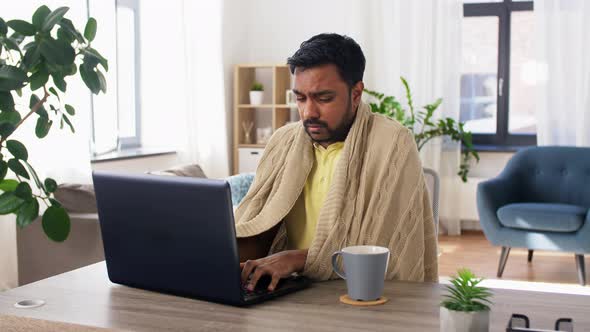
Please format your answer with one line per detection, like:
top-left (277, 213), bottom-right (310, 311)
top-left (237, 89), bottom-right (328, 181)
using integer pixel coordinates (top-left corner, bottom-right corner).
top-left (241, 260), bottom-right (258, 283)
top-left (268, 272), bottom-right (281, 292)
top-left (248, 266), bottom-right (269, 291)
top-left (239, 262), bottom-right (245, 269)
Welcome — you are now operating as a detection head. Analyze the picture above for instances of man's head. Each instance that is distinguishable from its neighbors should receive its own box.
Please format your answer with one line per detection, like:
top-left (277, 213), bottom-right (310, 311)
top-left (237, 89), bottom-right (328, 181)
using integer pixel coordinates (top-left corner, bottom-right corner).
top-left (287, 33), bottom-right (366, 146)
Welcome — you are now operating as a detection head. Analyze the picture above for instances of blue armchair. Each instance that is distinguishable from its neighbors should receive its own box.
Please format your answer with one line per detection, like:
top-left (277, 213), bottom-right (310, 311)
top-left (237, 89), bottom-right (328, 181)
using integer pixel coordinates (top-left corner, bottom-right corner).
top-left (477, 146), bottom-right (590, 285)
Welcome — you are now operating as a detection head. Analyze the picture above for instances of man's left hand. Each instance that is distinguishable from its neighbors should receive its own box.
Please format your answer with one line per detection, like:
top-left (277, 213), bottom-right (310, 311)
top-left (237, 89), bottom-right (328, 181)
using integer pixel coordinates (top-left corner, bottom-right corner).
top-left (240, 249), bottom-right (308, 292)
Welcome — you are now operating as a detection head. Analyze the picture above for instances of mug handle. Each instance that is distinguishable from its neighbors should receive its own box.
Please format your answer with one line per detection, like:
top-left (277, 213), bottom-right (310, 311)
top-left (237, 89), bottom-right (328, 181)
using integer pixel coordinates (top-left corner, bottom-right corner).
top-left (331, 251), bottom-right (346, 279)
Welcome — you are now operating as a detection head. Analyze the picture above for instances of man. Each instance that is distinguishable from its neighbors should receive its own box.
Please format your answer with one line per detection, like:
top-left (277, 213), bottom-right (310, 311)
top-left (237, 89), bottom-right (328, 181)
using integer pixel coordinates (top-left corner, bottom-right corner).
top-left (236, 33), bottom-right (438, 292)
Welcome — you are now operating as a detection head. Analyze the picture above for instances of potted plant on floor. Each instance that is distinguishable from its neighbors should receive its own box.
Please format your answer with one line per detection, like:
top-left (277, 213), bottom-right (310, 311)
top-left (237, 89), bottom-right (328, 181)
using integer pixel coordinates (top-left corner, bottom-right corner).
top-left (0, 5), bottom-right (108, 241)
top-left (440, 268), bottom-right (493, 332)
top-left (249, 81), bottom-right (264, 105)
top-left (364, 77), bottom-right (479, 182)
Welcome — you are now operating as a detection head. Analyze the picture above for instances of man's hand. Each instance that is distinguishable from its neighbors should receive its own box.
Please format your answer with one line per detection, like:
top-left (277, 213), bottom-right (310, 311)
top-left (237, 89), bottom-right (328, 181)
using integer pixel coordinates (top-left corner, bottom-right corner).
top-left (240, 249), bottom-right (308, 292)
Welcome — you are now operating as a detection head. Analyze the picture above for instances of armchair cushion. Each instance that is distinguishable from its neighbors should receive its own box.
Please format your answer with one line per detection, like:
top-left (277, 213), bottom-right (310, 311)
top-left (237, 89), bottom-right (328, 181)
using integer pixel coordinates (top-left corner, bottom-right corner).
top-left (497, 203), bottom-right (587, 233)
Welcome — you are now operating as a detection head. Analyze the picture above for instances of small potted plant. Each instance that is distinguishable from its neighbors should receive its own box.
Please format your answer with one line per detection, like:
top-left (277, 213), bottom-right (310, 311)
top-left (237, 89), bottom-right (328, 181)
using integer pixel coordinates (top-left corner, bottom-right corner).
top-left (440, 269), bottom-right (493, 332)
top-left (249, 82), bottom-right (264, 105)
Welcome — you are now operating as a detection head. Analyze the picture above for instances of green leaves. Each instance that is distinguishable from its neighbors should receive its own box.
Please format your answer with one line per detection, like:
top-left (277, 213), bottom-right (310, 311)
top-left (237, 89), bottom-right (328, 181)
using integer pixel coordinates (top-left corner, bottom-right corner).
top-left (441, 268), bottom-right (493, 312)
top-left (29, 65), bottom-right (49, 91)
top-left (32, 5), bottom-right (51, 31)
top-left (7, 140), bottom-right (28, 160)
top-left (35, 117), bottom-right (52, 138)
top-left (64, 104), bottom-right (74, 115)
top-left (0, 111), bottom-right (21, 127)
top-left (0, 91), bottom-right (15, 111)
top-left (39, 37), bottom-right (75, 66)
top-left (0, 191), bottom-right (24, 214)
top-left (42, 205), bottom-right (70, 242)
top-left (62, 114), bottom-right (74, 133)
top-left (6, 20), bottom-right (36, 36)
top-left (0, 179), bottom-right (19, 192)
top-left (79, 63), bottom-right (101, 94)
top-left (44, 178), bottom-right (57, 192)
top-left (41, 7), bottom-right (69, 32)
top-left (17, 199), bottom-right (38, 228)
top-left (0, 161), bottom-right (7, 181)
top-left (14, 181), bottom-right (32, 200)
top-left (84, 17), bottom-right (97, 42)
top-left (8, 158), bottom-right (29, 179)
top-left (0, 65), bottom-right (27, 91)
top-left (0, 18), bottom-right (7, 36)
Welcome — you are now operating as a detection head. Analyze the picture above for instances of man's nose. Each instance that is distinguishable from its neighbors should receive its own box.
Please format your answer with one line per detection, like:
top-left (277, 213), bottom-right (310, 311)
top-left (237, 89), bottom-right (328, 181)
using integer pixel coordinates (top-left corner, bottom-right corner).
top-left (302, 100), bottom-right (320, 119)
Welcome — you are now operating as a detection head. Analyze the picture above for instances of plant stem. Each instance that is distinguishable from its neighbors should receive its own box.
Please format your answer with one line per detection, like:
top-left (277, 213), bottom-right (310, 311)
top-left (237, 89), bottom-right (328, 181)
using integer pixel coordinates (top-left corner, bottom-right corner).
top-left (0, 86), bottom-right (49, 146)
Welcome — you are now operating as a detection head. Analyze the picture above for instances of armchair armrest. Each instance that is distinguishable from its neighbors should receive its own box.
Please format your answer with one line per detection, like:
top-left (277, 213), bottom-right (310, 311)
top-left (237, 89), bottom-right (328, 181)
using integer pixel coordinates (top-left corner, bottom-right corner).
top-left (476, 177), bottom-right (519, 240)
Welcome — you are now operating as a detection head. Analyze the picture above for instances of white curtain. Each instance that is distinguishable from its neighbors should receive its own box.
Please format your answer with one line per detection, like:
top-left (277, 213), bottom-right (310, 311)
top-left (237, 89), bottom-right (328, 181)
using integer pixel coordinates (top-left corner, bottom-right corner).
top-left (137, 1), bottom-right (229, 179)
top-left (360, 0), bottom-right (464, 235)
top-left (535, 0), bottom-right (590, 146)
top-left (180, 0), bottom-right (230, 179)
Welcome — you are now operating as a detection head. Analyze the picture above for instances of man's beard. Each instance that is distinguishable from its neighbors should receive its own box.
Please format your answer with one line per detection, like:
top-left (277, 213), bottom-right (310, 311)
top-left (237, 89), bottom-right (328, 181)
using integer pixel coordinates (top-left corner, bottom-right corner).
top-left (303, 96), bottom-right (356, 144)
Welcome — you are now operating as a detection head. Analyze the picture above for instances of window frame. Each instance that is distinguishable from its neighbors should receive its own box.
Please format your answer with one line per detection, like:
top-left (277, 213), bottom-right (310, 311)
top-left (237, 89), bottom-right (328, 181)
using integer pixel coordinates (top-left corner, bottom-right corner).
top-left (463, 0), bottom-right (536, 148)
top-left (114, 0), bottom-right (142, 149)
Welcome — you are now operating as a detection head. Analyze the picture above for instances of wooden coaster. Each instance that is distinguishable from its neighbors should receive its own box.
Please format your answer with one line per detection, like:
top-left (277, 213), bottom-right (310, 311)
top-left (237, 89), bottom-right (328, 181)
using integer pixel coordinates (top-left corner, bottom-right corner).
top-left (339, 294), bottom-right (388, 306)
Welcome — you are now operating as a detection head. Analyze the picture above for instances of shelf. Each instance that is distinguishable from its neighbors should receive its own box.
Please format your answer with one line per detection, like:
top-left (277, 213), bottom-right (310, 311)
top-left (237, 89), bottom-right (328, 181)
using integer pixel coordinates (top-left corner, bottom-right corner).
top-left (238, 104), bottom-right (274, 108)
top-left (238, 144), bottom-right (266, 148)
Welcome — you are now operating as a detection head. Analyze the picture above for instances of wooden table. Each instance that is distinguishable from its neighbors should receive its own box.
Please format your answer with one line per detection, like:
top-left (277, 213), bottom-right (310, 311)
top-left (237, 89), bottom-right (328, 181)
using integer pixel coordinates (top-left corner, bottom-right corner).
top-left (0, 262), bottom-right (589, 331)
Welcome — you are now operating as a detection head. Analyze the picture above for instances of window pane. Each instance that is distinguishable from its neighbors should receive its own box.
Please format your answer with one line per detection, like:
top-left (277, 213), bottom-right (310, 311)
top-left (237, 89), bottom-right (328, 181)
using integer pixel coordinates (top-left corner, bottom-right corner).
top-left (116, 5), bottom-right (137, 138)
top-left (509, 11), bottom-right (536, 134)
top-left (460, 16), bottom-right (499, 134)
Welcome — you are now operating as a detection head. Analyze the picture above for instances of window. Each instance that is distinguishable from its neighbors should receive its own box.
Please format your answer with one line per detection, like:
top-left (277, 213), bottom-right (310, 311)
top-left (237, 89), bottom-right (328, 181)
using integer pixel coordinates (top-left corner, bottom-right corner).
top-left (461, 0), bottom-right (536, 148)
top-left (115, 0), bottom-right (141, 148)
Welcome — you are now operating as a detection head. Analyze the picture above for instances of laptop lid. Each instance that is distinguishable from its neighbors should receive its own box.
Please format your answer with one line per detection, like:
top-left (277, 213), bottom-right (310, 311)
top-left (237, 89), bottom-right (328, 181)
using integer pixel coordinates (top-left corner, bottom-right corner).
top-left (92, 171), bottom-right (244, 305)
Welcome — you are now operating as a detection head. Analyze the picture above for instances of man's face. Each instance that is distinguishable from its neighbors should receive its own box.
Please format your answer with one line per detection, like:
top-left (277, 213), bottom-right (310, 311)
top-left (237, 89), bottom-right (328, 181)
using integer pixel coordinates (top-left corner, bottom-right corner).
top-left (293, 64), bottom-right (364, 147)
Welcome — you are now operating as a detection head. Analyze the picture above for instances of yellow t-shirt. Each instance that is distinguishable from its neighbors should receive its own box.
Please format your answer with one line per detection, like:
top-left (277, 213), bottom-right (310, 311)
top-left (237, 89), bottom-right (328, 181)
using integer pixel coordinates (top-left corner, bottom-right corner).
top-left (284, 142), bottom-right (344, 250)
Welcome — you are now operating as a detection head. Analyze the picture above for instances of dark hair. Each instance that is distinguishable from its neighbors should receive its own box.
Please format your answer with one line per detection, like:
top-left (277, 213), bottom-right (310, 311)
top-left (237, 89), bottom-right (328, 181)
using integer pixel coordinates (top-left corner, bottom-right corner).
top-left (287, 33), bottom-right (366, 88)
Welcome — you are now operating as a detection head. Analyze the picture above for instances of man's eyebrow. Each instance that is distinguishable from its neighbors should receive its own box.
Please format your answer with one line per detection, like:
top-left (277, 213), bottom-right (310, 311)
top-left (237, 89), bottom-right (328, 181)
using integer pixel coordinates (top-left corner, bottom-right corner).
top-left (292, 89), bottom-right (336, 97)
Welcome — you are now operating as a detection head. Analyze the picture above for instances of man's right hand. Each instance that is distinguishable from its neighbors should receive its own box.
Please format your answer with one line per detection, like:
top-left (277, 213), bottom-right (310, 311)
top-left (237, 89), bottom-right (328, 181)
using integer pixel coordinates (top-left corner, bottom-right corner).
top-left (240, 249), bottom-right (308, 292)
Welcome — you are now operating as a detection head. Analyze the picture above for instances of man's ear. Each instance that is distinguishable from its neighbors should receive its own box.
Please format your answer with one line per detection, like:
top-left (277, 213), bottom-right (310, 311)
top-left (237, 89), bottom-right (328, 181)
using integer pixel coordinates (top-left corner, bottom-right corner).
top-left (351, 81), bottom-right (364, 108)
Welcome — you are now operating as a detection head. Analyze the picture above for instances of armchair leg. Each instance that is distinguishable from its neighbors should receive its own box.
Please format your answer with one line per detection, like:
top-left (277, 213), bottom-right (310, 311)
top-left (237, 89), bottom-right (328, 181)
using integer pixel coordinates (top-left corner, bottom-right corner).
top-left (528, 250), bottom-right (534, 263)
top-left (575, 254), bottom-right (586, 286)
top-left (497, 246), bottom-right (511, 278)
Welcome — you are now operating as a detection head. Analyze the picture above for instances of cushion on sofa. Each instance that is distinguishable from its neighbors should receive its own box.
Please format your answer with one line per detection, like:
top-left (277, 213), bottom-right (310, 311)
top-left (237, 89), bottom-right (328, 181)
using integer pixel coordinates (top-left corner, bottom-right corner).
top-left (497, 203), bottom-right (587, 233)
top-left (54, 183), bottom-right (98, 213)
top-left (226, 173), bottom-right (255, 206)
top-left (148, 164), bottom-right (207, 178)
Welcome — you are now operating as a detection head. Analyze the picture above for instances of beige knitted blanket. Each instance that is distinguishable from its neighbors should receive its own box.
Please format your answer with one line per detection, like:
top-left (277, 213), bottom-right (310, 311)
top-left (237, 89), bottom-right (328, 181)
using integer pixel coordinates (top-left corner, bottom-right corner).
top-left (235, 101), bottom-right (438, 282)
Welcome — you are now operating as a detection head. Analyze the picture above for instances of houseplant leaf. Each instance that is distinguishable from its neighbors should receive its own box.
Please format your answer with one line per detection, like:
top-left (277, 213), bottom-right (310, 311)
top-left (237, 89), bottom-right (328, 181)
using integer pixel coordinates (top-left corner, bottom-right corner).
top-left (6, 20), bottom-right (36, 36)
top-left (7, 158), bottom-right (30, 179)
top-left (32, 5), bottom-right (51, 30)
top-left (0, 91), bottom-right (15, 112)
top-left (39, 37), bottom-right (75, 66)
top-left (0, 179), bottom-right (19, 192)
top-left (0, 192), bottom-right (24, 214)
top-left (42, 205), bottom-right (70, 242)
top-left (14, 181), bottom-right (33, 200)
top-left (84, 17), bottom-right (97, 42)
top-left (41, 7), bottom-right (69, 32)
top-left (16, 199), bottom-right (39, 228)
top-left (7, 139), bottom-right (28, 160)
top-left (0, 65), bottom-right (27, 91)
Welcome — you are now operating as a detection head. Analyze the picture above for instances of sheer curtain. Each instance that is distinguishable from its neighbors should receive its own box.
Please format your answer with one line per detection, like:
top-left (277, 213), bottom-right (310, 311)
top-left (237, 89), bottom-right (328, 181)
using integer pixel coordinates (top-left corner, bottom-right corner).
top-left (360, 0), bottom-right (464, 235)
top-left (535, 0), bottom-right (590, 146)
top-left (137, 0), bottom-right (229, 179)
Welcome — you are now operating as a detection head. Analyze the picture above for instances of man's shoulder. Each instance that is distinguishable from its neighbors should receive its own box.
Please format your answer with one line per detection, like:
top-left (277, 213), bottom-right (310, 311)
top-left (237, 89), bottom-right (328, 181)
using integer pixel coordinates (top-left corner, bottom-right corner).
top-left (367, 112), bottom-right (412, 140)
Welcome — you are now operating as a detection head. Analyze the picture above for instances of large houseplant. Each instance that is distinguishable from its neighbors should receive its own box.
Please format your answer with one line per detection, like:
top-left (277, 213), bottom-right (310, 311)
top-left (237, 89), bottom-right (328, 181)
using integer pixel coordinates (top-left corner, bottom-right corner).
top-left (440, 269), bottom-right (493, 332)
top-left (0, 5), bottom-right (108, 242)
top-left (364, 77), bottom-right (479, 182)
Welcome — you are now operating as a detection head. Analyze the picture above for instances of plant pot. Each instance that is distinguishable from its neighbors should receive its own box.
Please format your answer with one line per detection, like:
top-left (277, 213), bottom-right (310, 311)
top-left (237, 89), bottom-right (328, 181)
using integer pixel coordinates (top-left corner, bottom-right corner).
top-left (440, 307), bottom-right (489, 332)
top-left (249, 91), bottom-right (264, 105)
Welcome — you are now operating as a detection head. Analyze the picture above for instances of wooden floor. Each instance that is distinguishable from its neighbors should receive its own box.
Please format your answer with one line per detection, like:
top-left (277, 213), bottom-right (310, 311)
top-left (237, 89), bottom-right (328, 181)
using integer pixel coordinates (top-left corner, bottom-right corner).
top-left (438, 231), bottom-right (589, 286)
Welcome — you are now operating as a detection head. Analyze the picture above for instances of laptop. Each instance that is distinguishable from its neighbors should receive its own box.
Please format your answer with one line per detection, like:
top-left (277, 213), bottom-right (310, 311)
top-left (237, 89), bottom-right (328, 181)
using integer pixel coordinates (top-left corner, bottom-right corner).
top-left (92, 171), bottom-right (311, 306)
